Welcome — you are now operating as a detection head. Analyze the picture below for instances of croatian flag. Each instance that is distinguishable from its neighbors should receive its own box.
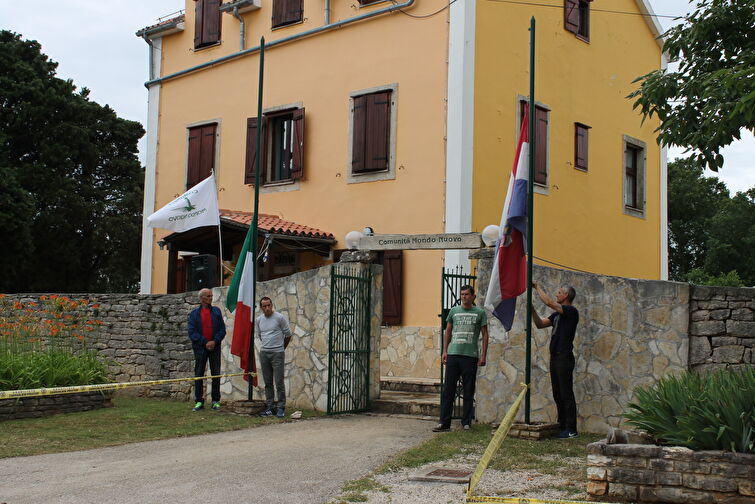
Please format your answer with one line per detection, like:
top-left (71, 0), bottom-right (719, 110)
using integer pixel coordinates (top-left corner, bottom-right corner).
top-left (227, 226), bottom-right (257, 385)
top-left (484, 108), bottom-right (529, 331)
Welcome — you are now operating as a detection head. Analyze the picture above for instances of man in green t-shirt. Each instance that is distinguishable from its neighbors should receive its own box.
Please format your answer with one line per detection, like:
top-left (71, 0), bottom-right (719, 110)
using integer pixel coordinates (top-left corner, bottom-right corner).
top-left (433, 284), bottom-right (489, 432)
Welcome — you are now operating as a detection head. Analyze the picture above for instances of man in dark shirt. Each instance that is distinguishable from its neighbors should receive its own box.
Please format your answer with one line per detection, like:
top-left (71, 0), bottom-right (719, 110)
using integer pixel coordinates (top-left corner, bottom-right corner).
top-left (187, 288), bottom-right (226, 412)
top-left (532, 282), bottom-right (579, 438)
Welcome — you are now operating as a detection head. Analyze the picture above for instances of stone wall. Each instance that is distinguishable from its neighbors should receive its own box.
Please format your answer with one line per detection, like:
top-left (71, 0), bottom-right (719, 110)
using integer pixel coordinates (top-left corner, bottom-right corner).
top-left (472, 248), bottom-right (691, 433)
top-left (2, 292), bottom-right (201, 400)
top-left (2, 262), bottom-right (383, 412)
top-left (380, 326), bottom-right (441, 379)
top-left (0, 392), bottom-right (113, 421)
top-left (688, 285), bottom-right (755, 373)
top-left (217, 262), bottom-right (383, 410)
top-left (587, 441), bottom-right (755, 503)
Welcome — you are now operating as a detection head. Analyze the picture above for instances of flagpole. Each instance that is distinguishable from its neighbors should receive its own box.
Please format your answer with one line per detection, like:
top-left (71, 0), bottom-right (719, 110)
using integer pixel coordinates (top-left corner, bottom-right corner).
top-left (525, 16), bottom-right (536, 424)
top-left (215, 172), bottom-right (224, 288)
top-left (248, 37), bottom-right (265, 401)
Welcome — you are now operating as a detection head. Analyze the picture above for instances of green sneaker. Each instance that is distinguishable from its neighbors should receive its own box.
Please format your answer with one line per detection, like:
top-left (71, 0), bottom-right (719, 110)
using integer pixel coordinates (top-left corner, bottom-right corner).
top-left (211, 402), bottom-right (221, 411)
top-left (192, 401), bottom-right (204, 411)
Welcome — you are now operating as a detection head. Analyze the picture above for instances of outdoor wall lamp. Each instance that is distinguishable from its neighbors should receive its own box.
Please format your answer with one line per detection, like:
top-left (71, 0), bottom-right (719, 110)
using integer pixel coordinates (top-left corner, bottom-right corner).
top-left (157, 240), bottom-right (167, 250)
top-left (345, 230), bottom-right (364, 249)
top-left (481, 224), bottom-right (500, 247)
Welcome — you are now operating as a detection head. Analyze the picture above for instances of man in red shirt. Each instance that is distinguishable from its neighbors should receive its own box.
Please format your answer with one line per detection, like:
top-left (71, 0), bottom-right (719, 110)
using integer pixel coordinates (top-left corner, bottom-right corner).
top-left (187, 288), bottom-right (226, 411)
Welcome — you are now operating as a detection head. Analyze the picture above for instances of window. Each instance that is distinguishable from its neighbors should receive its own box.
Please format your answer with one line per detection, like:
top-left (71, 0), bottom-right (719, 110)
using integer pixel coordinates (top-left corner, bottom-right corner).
top-left (194, 0), bottom-right (222, 49)
top-left (272, 0), bottom-right (303, 28)
top-left (349, 86), bottom-right (397, 183)
top-left (575, 123), bottom-right (590, 171)
top-left (564, 0), bottom-right (590, 41)
top-left (245, 108), bottom-right (305, 185)
top-left (520, 100), bottom-right (549, 187)
top-left (187, 123), bottom-right (217, 189)
top-left (623, 135), bottom-right (646, 217)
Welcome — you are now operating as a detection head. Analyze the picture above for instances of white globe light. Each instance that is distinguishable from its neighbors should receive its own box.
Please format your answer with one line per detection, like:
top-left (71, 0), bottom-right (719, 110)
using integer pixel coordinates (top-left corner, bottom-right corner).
top-left (481, 225), bottom-right (500, 247)
top-left (345, 230), bottom-right (364, 250)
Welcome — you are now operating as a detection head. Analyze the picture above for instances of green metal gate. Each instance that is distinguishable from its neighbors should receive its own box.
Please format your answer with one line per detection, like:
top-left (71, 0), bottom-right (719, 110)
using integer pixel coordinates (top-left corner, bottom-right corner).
top-left (327, 263), bottom-right (372, 415)
top-left (439, 265), bottom-right (477, 419)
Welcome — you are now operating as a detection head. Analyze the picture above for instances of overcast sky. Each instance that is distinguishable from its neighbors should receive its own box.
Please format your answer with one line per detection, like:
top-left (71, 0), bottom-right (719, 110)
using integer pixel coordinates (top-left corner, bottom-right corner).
top-left (1, 0), bottom-right (752, 193)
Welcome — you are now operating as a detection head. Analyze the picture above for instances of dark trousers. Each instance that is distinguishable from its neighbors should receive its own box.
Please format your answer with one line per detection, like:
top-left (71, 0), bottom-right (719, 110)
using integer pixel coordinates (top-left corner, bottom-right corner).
top-left (439, 354), bottom-right (478, 428)
top-left (259, 350), bottom-right (286, 409)
top-left (550, 352), bottom-right (577, 432)
top-left (194, 346), bottom-right (221, 403)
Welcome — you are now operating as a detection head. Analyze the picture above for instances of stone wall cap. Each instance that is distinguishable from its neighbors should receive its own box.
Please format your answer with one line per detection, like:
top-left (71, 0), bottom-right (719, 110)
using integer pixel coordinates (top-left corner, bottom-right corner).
top-left (469, 247), bottom-right (494, 259)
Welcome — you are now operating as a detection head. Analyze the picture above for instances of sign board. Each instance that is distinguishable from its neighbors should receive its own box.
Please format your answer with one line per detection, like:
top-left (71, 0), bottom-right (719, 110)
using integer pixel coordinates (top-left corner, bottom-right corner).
top-left (359, 233), bottom-right (483, 250)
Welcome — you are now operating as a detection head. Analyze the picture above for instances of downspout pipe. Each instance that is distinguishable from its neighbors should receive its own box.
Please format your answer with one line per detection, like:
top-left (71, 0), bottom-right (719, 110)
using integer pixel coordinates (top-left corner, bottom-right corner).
top-left (141, 35), bottom-right (154, 81)
top-left (324, 0), bottom-right (330, 25)
top-left (231, 6), bottom-right (245, 51)
top-left (144, 0), bottom-right (414, 88)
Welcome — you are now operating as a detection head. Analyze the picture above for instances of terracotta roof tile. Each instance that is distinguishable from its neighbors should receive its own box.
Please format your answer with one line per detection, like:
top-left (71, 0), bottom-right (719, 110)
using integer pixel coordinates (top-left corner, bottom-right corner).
top-left (220, 209), bottom-right (335, 240)
top-left (136, 13), bottom-right (185, 37)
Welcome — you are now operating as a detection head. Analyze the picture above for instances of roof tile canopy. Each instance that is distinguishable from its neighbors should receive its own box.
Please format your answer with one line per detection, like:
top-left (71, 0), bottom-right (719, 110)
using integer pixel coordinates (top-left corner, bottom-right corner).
top-left (220, 209), bottom-right (334, 240)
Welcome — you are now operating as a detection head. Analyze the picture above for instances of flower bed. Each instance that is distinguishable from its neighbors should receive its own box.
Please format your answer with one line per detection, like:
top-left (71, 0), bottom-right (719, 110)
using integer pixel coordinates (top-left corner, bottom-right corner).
top-left (587, 440), bottom-right (755, 503)
top-left (0, 391), bottom-right (113, 422)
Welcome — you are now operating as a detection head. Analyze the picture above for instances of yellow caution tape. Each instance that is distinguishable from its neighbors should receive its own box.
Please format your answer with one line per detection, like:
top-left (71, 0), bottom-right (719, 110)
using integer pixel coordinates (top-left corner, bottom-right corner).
top-left (467, 497), bottom-right (614, 504)
top-left (466, 383), bottom-right (529, 499)
top-left (0, 372), bottom-right (255, 400)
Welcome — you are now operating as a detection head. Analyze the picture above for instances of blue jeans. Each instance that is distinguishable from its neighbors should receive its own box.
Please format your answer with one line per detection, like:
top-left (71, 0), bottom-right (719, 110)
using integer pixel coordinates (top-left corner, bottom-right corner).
top-left (259, 350), bottom-right (286, 409)
top-left (194, 346), bottom-right (221, 403)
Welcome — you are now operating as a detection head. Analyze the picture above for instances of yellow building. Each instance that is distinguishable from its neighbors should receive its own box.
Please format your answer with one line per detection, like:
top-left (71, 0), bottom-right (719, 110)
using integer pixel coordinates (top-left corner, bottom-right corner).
top-left (137, 0), bottom-right (665, 329)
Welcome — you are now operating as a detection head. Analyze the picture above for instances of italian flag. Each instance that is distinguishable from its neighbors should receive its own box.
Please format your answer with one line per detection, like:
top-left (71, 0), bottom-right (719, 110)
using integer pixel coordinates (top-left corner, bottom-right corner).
top-left (227, 227), bottom-right (257, 385)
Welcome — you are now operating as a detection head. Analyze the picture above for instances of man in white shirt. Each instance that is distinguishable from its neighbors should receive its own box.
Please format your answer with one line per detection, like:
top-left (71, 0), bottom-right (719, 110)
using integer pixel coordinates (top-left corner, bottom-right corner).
top-left (256, 296), bottom-right (292, 418)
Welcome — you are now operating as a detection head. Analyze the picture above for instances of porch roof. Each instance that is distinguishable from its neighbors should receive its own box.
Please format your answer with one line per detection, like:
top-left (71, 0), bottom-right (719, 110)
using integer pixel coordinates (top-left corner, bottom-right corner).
top-left (220, 209), bottom-right (335, 240)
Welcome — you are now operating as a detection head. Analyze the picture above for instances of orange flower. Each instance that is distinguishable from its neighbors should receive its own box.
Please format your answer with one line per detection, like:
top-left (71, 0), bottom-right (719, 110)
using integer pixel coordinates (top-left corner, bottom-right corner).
top-left (50, 294), bottom-right (59, 299)
top-left (74, 333), bottom-right (84, 341)
top-left (50, 327), bottom-right (60, 336)
top-left (13, 301), bottom-right (23, 310)
top-left (40, 295), bottom-right (47, 301)
top-left (91, 304), bottom-right (100, 309)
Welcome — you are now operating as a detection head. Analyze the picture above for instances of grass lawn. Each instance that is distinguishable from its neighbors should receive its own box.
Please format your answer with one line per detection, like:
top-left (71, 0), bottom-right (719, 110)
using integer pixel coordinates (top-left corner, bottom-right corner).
top-left (0, 395), bottom-right (323, 459)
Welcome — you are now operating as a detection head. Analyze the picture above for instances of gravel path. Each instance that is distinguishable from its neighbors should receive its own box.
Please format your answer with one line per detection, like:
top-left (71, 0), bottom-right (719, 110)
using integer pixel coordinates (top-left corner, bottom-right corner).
top-left (0, 415), bottom-right (434, 504)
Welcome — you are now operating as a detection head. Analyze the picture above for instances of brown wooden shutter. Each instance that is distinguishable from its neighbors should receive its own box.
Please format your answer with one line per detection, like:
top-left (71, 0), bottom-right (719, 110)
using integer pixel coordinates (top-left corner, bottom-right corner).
top-left (245, 117), bottom-right (259, 184)
top-left (199, 123), bottom-right (216, 181)
top-left (187, 126), bottom-right (202, 188)
top-left (575, 123), bottom-right (589, 170)
top-left (365, 90), bottom-right (391, 172)
top-left (352, 95), bottom-right (367, 173)
top-left (564, 0), bottom-right (580, 34)
top-left (382, 250), bottom-right (403, 326)
top-left (203, 0), bottom-right (222, 45)
top-left (272, 0), bottom-right (302, 27)
top-left (194, 0), bottom-right (204, 48)
top-left (291, 108), bottom-right (305, 180)
top-left (534, 107), bottom-right (548, 185)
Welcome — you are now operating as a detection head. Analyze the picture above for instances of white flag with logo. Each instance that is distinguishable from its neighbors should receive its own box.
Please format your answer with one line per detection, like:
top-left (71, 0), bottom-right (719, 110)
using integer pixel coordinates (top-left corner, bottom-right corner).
top-left (147, 174), bottom-right (220, 233)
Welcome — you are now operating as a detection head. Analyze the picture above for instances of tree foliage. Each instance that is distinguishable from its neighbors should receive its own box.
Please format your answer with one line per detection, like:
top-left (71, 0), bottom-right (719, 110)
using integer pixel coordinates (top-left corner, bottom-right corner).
top-left (0, 31), bottom-right (145, 293)
top-left (668, 158), bottom-right (754, 286)
top-left (629, 0), bottom-right (755, 170)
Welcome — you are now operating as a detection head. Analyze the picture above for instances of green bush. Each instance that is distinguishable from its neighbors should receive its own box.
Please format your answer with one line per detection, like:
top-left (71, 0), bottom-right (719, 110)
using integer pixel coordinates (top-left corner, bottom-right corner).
top-left (0, 350), bottom-right (109, 390)
top-left (624, 368), bottom-right (755, 453)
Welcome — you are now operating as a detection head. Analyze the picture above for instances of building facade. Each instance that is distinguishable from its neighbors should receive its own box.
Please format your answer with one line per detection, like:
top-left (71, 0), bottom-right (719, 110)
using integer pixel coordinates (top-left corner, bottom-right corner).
top-left (137, 0), bottom-right (665, 330)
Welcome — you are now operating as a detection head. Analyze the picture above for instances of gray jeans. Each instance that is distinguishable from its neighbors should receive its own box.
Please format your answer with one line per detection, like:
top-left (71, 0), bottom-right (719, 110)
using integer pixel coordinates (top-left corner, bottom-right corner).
top-left (259, 350), bottom-right (285, 409)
